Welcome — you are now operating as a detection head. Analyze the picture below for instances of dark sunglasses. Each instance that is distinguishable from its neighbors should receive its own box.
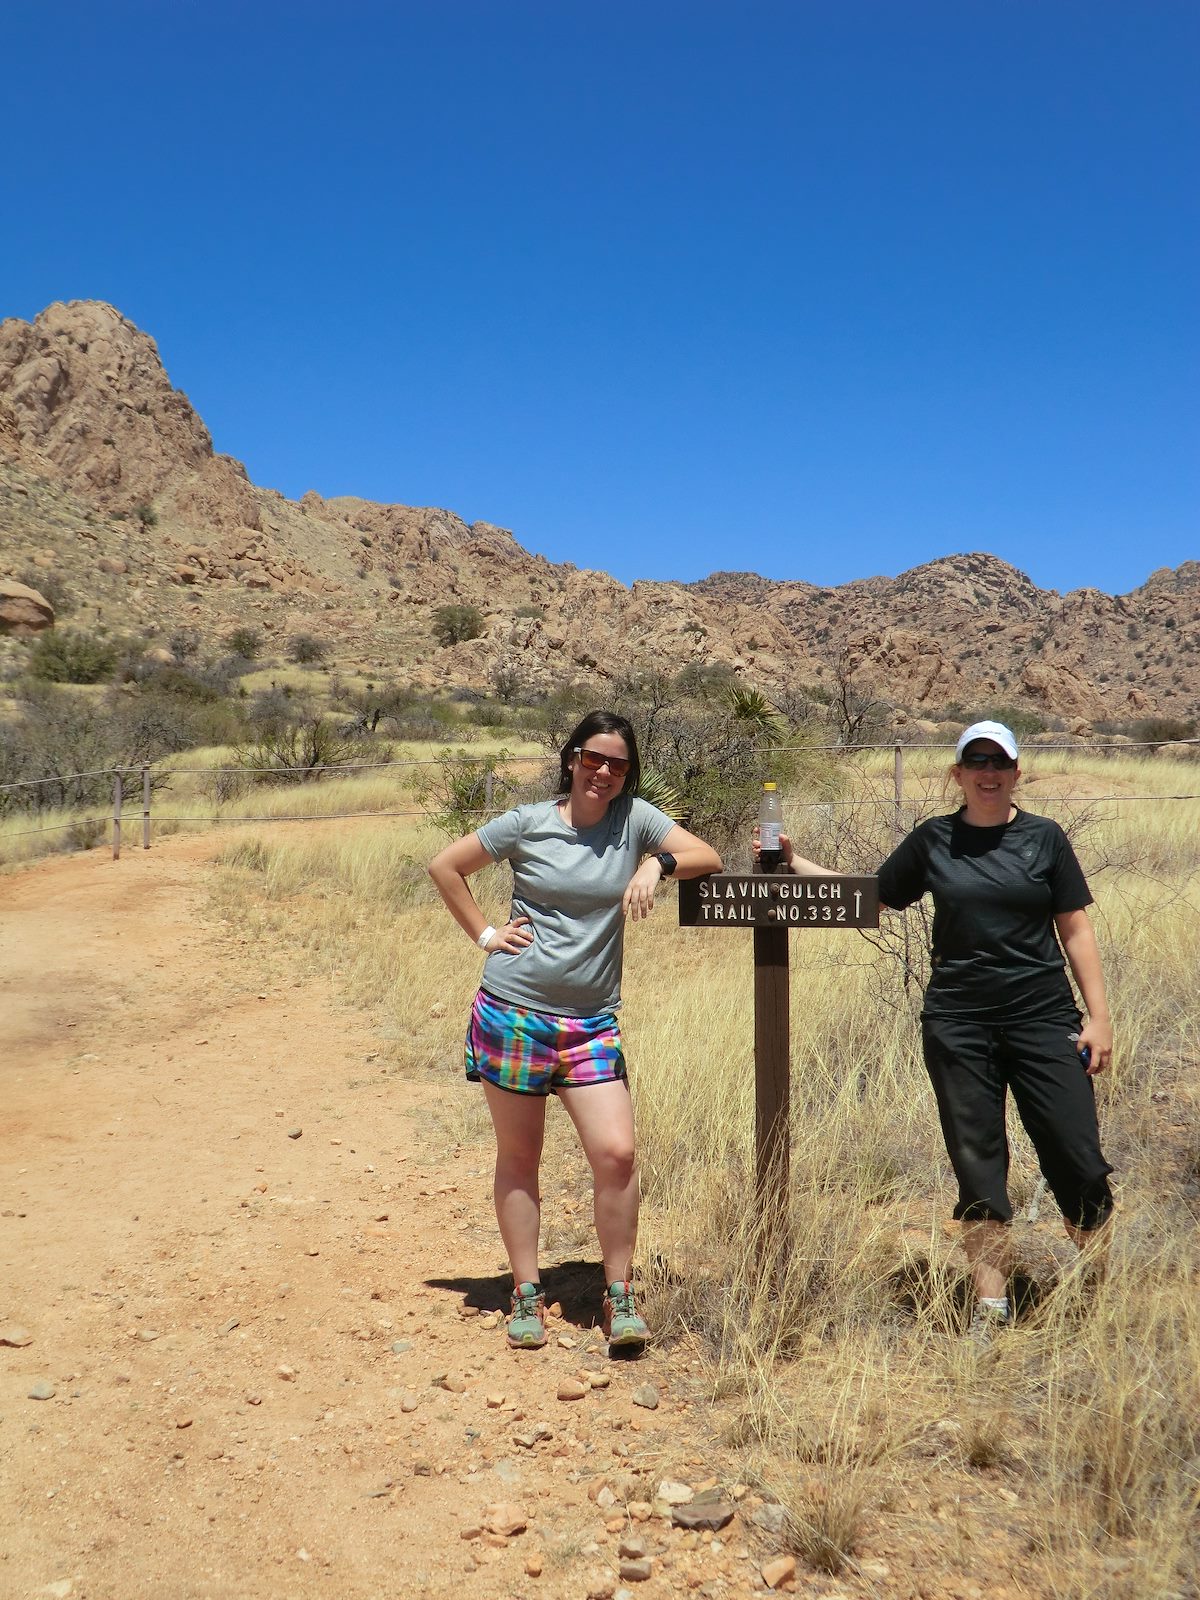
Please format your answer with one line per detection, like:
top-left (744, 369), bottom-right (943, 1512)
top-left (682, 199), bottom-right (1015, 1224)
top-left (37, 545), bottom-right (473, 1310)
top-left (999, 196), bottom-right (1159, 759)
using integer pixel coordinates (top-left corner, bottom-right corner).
top-left (960, 752), bottom-right (1017, 771)
top-left (574, 746), bottom-right (631, 778)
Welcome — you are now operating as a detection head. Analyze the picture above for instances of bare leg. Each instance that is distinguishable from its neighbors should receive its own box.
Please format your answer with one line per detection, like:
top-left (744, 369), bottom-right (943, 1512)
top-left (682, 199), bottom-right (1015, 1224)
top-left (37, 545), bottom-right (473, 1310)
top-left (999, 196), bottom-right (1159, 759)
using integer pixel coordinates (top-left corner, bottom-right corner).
top-left (961, 1219), bottom-right (1010, 1302)
top-left (482, 1083), bottom-right (547, 1285)
top-left (558, 1080), bottom-right (638, 1285)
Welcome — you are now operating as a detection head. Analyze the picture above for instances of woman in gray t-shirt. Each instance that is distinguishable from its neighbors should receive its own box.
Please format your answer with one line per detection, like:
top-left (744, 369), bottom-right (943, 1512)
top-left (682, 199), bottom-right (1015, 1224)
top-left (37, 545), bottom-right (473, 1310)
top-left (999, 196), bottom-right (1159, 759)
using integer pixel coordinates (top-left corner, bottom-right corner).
top-left (429, 709), bottom-right (722, 1352)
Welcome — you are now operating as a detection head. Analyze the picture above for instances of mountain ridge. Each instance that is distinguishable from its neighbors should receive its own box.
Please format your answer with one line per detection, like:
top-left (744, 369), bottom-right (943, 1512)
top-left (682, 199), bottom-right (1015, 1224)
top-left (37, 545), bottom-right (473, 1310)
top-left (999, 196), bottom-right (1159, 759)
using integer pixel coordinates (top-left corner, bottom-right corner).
top-left (2, 299), bottom-right (1197, 729)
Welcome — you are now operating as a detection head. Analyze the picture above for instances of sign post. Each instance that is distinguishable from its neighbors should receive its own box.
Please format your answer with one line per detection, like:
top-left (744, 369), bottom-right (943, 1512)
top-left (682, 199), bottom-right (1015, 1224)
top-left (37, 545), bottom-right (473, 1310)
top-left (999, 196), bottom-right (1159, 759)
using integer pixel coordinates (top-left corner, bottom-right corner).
top-left (678, 874), bottom-right (879, 1226)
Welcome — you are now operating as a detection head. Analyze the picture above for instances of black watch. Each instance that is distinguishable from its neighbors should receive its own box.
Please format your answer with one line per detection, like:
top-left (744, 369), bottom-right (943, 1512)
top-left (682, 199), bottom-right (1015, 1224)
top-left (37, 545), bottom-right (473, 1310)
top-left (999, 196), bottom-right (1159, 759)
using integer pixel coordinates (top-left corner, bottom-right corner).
top-left (654, 851), bottom-right (677, 877)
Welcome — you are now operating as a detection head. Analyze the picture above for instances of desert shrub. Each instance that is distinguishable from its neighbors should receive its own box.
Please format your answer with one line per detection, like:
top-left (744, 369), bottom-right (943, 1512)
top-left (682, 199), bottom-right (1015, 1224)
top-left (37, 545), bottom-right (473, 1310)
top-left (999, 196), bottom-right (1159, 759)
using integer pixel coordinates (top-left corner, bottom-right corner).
top-left (334, 682), bottom-right (419, 728)
top-left (233, 716), bottom-right (383, 784)
top-left (1131, 716), bottom-right (1197, 746)
top-left (0, 683), bottom-right (199, 817)
top-left (132, 684), bottom-right (246, 751)
top-left (138, 665), bottom-right (226, 702)
top-left (432, 604), bottom-right (485, 647)
top-left (628, 673), bottom-right (839, 859)
top-left (976, 703), bottom-right (1048, 739)
top-left (672, 660), bottom-right (741, 700)
top-left (247, 683), bottom-right (303, 731)
top-left (133, 503), bottom-right (158, 530)
top-left (524, 673), bottom-right (837, 858)
top-left (490, 656), bottom-right (540, 705)
top-left (383, 697), bottom-right (465, 741)
top-left (225, 625), bottom-right (263, 660)
top-left (288, 633), bottom-right (329, 665)
top-left (468, 700), bottom-right (507, 729)
top-left (27, 628), bottom-right (119, 685)
top-left (128, 651), bottom-right (248, 701)
top-left (417, 748), bottom-right (515, 836)
top-left (167, 627), bottom-right (202, 662)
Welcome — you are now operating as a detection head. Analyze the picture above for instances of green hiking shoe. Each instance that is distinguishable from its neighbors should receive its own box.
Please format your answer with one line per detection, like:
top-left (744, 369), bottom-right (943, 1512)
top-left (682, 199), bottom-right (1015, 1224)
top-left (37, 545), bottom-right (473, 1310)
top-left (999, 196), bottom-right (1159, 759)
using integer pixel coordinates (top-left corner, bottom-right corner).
top-left (602, 1280), bottom-right (649, 1350)
top-left (507, 1282), bottom-right (547, 1349)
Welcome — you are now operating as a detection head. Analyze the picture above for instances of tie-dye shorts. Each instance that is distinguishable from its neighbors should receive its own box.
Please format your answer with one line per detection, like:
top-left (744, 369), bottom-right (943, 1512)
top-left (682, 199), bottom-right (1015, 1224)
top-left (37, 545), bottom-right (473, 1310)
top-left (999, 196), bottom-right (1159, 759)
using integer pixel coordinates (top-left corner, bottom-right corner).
top-left (465, 989), bottom-right (627, 1096)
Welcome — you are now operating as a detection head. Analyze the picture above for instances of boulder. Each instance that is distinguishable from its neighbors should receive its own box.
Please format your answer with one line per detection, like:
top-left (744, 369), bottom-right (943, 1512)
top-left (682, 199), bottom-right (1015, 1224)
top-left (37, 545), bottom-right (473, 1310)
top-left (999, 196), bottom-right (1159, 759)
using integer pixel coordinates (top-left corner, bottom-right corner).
top-left (0, 579), bottom-right (54, 635)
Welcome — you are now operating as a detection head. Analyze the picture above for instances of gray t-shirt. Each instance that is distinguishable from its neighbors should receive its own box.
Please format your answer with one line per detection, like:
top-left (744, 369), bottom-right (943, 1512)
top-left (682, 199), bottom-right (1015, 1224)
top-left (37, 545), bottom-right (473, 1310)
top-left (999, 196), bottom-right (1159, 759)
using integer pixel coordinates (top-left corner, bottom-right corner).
top-left (476, 795), bottom-right (676, 1017)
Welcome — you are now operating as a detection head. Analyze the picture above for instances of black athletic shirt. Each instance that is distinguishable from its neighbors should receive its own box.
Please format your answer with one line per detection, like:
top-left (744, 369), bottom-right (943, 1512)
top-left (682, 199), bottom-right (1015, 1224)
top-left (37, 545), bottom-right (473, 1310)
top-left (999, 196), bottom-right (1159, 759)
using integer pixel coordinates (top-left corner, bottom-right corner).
top-left (876, 808), bottom-right (1092, 1023)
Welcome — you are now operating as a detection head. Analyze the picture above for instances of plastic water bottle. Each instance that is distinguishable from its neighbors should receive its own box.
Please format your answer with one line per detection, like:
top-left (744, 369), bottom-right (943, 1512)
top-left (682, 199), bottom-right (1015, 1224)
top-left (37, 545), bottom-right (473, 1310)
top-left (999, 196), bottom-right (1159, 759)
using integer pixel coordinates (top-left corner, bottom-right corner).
top-left (758, 781), bottom-right (784, 873)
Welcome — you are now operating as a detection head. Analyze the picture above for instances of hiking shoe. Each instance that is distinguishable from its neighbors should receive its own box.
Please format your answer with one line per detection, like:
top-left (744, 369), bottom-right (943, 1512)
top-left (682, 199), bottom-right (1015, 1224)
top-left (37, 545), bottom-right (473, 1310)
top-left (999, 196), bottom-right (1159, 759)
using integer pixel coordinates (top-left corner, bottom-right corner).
top-left (507, 1282), bottom-right (547, 1349)
top-left (602, 1281), bottom-right (649, 1350)
top-left (967, 1302), bottom-right (1011, 1347)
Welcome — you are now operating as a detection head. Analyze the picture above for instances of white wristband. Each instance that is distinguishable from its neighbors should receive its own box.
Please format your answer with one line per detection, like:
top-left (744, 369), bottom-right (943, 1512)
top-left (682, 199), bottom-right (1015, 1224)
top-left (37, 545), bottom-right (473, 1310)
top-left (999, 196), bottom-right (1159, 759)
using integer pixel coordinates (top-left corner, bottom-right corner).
top-left (477, 926), bottom-right (497, 951)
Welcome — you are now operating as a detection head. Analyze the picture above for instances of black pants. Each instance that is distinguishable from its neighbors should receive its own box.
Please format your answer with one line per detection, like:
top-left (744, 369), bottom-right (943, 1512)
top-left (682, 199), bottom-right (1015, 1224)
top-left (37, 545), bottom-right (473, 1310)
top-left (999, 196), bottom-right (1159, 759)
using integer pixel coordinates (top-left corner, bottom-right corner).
top-left (921, 1014), bottom-right (1114, 1230)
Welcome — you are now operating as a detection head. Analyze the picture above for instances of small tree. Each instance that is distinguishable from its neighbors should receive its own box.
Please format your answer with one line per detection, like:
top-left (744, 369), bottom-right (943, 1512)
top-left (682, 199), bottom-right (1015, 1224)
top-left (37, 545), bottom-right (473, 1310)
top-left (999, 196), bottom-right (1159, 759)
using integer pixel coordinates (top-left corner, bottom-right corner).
top-left (28, 628), bottom-right (119, 685)
top-left (418, 748), bottom-right (514, 836)
top-left (225, 625), bottom-right (263, 660)
top-left (1131, 716), bottom-right (1197, 747)
top-left (167, 627), bottom-right (201, 662)
top-left (234, 716), bottom-right (377, 783)
top-left (432, 604), bottom-right (485, 647)
top-left (825, 647), bottom-right (892, 747)
top-left (288, 633), bottom-right (329, 665)
top-left (133, 503), bottom-right (158, 531)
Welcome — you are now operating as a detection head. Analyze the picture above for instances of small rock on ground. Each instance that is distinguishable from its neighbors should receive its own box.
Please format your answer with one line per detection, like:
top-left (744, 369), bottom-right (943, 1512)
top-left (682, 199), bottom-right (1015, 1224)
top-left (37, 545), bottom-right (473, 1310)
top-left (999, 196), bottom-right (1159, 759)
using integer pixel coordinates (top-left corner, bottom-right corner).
top-left (619, 1557), bottom-right (653, 1582)
top-left (671, 1496), bottom-right (735, 1532)
top-left (762, 1554), bottom-right (797, 1589)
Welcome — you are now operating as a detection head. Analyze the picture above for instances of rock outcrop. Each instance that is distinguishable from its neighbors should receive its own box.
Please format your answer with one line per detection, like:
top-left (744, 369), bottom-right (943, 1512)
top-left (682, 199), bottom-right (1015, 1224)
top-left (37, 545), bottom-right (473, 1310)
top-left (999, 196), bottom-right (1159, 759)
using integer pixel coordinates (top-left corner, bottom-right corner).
top-left (0, 578), bottom-right (54, 635)
top-left (1, 299), bottom-right (1197, 726)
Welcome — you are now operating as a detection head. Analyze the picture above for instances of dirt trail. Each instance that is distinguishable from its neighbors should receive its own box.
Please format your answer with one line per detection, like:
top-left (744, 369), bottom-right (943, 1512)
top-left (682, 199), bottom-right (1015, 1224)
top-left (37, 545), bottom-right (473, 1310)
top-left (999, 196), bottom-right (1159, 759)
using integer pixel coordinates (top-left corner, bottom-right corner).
top-left (0, 834), bottom-right (795, 1600)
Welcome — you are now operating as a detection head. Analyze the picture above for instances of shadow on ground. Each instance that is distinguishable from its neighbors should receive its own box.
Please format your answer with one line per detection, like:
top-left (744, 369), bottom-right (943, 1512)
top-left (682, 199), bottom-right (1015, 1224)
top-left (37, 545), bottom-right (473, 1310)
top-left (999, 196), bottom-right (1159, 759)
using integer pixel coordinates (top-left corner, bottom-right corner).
top-left (426, 1257), bottom-right (609, 1330)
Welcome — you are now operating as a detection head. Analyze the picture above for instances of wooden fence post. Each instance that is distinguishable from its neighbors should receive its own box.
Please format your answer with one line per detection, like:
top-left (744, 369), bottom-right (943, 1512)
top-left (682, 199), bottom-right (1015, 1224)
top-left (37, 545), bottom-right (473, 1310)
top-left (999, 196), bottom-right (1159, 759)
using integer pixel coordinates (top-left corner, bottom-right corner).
top-left (893, 741), bottom-right (904, 841)
top-left (142, 765), bottom-right (151, 849)
top-left (752, 923), bottom-right (791, 1217)
top-left (112, 771), bottom-right (122, 860)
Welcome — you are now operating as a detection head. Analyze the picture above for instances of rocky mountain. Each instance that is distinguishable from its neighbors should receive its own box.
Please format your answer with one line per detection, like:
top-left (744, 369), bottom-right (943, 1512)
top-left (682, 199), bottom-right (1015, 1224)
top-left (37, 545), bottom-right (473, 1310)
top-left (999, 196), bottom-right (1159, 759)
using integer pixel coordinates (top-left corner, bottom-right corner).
top-left (1, 299), bottom-right (1197, 730)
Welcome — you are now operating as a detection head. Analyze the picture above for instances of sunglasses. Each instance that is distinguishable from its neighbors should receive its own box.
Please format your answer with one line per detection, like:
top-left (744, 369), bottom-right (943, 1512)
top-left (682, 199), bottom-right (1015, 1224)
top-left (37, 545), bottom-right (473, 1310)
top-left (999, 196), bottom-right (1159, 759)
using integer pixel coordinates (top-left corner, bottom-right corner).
top-left (960, 752), bottom-right (1017, 771)
top-left (574, 746), bottom-right (631, 778)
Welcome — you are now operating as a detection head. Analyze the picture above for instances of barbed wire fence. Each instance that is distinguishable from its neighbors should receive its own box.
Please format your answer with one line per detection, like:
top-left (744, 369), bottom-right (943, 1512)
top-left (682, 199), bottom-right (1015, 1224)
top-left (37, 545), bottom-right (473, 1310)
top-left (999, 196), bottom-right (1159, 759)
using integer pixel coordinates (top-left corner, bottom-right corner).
top-left (2, 737), bottom-right (1199, 860)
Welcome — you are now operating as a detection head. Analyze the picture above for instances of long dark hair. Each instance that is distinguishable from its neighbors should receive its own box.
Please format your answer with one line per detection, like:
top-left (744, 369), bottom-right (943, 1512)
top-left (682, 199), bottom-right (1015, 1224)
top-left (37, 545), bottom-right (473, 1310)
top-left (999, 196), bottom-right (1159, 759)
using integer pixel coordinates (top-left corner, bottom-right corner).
top-left (556, 710), bottom-right (642, 798)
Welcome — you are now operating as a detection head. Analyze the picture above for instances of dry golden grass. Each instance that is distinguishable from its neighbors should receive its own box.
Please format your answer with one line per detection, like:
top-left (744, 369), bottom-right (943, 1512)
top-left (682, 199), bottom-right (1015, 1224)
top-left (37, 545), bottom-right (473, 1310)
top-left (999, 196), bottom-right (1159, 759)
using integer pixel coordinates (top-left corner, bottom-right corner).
top-left (0, 734), bottom-right (546, 868)
top-left (12, 743), bottom-right (1200, 1590)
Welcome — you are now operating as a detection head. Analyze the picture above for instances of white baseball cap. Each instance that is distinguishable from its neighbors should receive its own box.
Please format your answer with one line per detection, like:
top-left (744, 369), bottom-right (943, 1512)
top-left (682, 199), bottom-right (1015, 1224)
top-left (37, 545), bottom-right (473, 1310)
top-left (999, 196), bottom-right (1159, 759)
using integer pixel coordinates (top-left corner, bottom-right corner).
top-left (955, 720), bottom-right (1019, 762)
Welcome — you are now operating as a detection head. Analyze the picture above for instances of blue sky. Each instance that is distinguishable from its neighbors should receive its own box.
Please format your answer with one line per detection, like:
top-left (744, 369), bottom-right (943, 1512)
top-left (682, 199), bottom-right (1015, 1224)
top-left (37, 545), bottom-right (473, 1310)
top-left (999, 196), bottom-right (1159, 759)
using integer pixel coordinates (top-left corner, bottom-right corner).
top-left (3, 1), bottom-right (1196, 595)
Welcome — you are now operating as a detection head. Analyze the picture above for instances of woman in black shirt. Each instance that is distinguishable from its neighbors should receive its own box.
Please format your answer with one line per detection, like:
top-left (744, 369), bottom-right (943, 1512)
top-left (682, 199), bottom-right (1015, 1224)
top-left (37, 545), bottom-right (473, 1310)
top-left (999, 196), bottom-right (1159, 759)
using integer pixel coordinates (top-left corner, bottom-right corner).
top-left (771, 720), bottom-right (1114, 1334)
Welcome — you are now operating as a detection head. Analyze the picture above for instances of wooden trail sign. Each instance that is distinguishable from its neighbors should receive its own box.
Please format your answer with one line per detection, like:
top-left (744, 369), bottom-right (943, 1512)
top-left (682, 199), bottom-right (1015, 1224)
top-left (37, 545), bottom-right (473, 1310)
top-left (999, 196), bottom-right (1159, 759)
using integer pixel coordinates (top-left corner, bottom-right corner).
top-left (678, 874), bottom-right (880, 1231)
top-left (678, 873), bottom-right (878, 929)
